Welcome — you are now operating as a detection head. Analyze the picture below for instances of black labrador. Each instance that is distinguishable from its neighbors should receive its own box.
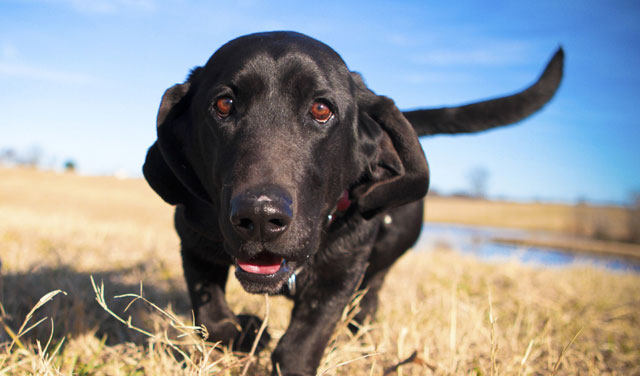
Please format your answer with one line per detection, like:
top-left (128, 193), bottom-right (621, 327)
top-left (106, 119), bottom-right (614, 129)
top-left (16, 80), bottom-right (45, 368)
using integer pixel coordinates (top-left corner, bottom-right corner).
top-left (143, 31), bottom-right (563, 375)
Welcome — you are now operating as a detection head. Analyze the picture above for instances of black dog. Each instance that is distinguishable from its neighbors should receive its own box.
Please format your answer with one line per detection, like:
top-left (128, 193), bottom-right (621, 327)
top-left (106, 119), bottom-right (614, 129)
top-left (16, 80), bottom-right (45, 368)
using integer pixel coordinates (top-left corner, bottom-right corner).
top-left (143, 31), bottom-right (563, 375)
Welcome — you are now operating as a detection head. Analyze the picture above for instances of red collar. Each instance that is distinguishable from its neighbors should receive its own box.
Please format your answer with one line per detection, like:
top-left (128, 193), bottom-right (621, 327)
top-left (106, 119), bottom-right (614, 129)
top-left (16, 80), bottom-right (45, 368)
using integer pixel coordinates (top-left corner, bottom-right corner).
top-left (336, 190), bottom-right (350, 212)
top-left (328, 190), bottom-right (350, 225)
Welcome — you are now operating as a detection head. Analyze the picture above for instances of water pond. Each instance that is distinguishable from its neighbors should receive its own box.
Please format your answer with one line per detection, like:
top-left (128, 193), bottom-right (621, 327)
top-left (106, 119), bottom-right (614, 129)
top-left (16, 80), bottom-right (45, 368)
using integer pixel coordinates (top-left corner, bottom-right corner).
top-left (414, 223), bottom-right (640, 273)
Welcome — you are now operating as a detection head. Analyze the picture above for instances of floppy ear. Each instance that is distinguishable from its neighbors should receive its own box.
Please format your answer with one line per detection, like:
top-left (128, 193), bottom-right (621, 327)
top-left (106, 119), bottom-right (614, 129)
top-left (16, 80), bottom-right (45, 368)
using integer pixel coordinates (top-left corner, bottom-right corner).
top-left (142, 78), bottom-right (210, 205)
top-left (143, 141), bottom-right (191, 205)
top-left (403, 47), bottom-right (564, 136)
top-left (352, 74), bottom-right (429, 219)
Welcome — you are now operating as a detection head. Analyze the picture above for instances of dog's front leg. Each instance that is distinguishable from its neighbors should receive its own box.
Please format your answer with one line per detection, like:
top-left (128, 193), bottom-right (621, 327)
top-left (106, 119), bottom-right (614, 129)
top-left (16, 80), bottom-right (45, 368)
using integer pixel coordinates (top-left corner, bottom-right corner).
top-left (182, 250), bottom-right (270, 352)
top-left (271, 255), bottom-right (368, 376)
top-left (181, 250), bottom-right (238, 341)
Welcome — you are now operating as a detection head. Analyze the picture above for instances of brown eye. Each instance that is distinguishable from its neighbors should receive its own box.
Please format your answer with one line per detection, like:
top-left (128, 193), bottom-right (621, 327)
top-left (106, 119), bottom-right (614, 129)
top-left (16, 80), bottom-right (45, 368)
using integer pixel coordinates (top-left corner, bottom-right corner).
top-left (215, 97), bottom-right (234, 118)
top-left (310, 101), bottom-right (333, 123)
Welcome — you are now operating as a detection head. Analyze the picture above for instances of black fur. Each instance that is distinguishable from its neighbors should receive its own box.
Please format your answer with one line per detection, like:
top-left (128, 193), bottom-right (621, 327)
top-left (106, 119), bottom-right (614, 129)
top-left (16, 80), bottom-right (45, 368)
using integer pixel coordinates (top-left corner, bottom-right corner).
top-left (143, 31), bottom-right (563, 375)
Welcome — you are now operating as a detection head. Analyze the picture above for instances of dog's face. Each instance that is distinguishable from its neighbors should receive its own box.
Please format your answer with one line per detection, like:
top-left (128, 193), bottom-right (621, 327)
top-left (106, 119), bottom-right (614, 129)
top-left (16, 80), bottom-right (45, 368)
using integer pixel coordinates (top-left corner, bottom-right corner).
top-left (144, 32), bottom-right (429, 293)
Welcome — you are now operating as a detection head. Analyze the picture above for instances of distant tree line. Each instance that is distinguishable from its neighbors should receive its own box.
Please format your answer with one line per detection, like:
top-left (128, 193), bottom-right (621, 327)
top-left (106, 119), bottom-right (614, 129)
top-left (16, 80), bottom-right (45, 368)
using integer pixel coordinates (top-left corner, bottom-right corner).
top-left (0, 146), bottom-right (76, 172)
top-left (430, 166), bottom-right (490, 199)
top-left (0, 146), bottom-right (42, 167)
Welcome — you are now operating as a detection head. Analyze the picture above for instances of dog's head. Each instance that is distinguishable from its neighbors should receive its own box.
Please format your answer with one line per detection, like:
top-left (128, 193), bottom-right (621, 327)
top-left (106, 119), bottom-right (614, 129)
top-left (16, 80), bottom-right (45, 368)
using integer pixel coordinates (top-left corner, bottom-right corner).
top-left (144, 32), bottom-right (429, 293)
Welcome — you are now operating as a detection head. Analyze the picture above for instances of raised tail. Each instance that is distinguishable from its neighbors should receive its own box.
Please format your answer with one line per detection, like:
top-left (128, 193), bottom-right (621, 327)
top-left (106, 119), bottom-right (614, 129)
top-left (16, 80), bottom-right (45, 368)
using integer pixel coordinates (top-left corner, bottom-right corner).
top-left (403, 47), bottom-right (564, 136)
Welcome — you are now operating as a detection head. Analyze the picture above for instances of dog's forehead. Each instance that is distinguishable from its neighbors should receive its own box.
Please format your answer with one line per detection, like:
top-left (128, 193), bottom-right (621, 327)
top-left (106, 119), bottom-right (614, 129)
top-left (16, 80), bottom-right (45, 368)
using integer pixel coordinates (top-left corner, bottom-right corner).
top-left (202, 32), bottom-right (351, 86)
top-left (214, 31), bottom-right (346, 65)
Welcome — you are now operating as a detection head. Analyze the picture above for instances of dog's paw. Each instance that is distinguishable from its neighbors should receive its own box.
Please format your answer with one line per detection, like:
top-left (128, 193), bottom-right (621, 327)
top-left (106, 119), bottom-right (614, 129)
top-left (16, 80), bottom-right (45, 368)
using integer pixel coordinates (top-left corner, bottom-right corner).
top-left (233, 314), bottom-right (271, 353)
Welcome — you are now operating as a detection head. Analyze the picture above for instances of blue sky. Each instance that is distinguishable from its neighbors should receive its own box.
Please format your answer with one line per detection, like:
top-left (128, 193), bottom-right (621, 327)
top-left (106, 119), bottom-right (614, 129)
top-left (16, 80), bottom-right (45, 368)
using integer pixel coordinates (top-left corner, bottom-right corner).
top-left (1, 0), bottom-right (639, 204)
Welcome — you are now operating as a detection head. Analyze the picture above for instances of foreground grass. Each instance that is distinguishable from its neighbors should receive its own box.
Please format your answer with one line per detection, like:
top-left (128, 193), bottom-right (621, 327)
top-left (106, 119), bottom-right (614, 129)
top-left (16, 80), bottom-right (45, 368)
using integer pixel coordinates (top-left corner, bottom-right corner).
top-left (1, 168), bottom-right (639, 375)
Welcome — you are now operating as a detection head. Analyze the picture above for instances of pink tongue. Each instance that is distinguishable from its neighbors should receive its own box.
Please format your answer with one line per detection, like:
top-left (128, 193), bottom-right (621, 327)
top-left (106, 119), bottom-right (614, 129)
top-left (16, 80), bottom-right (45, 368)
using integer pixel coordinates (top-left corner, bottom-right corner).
top-left (237, 253), bottom-right (283, 275)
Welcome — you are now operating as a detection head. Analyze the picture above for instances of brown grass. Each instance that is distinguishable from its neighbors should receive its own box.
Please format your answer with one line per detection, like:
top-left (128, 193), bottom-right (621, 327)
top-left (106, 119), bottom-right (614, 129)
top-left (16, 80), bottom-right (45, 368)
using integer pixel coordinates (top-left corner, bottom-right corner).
top-left (425, 196), bottom-right (630, 238)
top-left (1, 167), bottom-right (639, 375)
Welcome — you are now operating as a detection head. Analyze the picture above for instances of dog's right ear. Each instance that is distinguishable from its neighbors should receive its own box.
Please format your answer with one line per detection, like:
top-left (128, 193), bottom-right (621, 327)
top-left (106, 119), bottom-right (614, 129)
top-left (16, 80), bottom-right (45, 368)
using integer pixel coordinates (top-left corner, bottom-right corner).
top-left (143, 78), bottom-right (210, 205)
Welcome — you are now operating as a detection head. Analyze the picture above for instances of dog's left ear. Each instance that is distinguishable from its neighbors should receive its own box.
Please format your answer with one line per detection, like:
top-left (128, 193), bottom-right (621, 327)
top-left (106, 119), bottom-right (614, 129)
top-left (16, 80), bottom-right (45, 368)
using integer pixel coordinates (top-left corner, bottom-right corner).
top-left (352, 73), bottom-right (429, 219)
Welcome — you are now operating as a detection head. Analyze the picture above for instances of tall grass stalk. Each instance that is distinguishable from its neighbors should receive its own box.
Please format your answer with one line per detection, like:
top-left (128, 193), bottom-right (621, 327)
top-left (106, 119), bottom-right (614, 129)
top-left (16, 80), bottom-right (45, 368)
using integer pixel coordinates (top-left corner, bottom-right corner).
top-left (240, 294), bottom-right (270, 376)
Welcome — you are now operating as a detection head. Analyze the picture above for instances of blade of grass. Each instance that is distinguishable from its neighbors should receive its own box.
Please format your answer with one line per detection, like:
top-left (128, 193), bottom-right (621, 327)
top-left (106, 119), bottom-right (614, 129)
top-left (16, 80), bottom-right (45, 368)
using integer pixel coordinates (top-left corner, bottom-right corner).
top-left (240, 294), bottom-right (270, 376)
top-left (551, 327), bottom-right (584, 375)
top-left (517, 339), bottom-right (534, 376)
top-left (6, 290), bottom-right (66, 353)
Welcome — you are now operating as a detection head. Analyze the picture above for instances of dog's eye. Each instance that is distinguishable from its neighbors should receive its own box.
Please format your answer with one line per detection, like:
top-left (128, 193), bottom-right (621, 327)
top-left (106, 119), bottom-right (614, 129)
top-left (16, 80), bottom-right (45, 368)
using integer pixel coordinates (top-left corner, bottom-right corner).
top-left (310, 101), bottom-right (333, 123)
top-left (215, 97), bottom-right (234, 118)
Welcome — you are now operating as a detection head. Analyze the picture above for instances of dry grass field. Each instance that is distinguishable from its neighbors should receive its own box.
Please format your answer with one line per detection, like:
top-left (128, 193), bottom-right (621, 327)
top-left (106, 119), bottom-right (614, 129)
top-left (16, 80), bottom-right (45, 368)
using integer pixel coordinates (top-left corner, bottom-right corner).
top-left (424, 195), bottom-right (631, 239)
top-left (1, 167), bottom-right (639, 375)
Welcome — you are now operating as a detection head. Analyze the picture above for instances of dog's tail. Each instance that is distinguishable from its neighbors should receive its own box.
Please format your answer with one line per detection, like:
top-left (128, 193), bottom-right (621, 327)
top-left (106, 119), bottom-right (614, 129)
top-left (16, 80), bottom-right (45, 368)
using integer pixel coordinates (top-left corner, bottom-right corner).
top-left (402, 47), bottom-right (564, 137)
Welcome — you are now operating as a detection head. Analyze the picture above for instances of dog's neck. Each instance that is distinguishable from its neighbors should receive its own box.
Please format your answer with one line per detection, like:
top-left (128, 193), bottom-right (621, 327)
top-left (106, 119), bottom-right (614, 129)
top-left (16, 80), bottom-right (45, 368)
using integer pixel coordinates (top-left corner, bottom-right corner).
top-left (288, 190), bottom-right (351, 296)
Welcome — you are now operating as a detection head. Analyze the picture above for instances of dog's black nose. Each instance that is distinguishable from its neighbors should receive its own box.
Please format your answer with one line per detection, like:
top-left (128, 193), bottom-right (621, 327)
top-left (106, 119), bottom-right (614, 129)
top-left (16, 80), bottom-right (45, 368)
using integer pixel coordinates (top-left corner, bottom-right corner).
top-left (229, 187), bottom-right (293, 242)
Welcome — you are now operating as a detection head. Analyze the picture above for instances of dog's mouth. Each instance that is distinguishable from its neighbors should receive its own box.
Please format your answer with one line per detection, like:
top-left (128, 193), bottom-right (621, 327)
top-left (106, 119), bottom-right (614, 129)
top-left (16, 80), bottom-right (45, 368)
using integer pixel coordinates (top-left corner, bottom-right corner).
top-left (234, 251), bottom-right (296, 294)
top-left (237, 252), bottom-right (284, 274)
